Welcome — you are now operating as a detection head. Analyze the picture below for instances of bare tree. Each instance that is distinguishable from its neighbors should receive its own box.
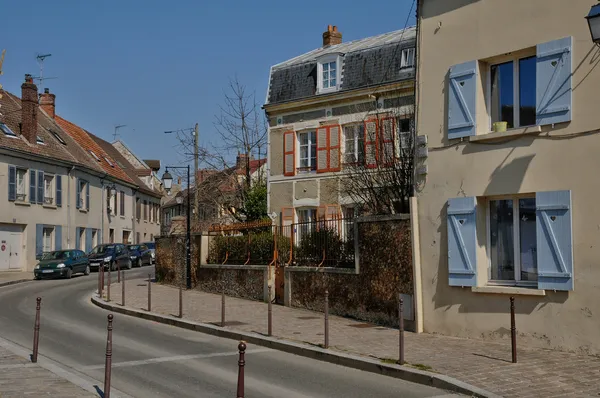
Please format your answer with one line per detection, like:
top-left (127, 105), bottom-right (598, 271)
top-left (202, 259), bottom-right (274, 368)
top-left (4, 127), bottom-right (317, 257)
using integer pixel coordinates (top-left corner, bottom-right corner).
top-left (338, 98), bottom-right (415, 215)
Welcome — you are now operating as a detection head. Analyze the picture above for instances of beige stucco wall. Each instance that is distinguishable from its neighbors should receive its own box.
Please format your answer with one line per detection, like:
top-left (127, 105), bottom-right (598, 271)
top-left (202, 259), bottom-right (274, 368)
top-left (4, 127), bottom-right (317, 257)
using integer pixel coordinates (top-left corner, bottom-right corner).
top-left (417, 0), bottom-right (600, 353)
top-left (269, 181), bottom-right (293, 215)
top-left (294, 180), bottom-right (318, 200)
top-left (135, 191), bottom-right (161, 243)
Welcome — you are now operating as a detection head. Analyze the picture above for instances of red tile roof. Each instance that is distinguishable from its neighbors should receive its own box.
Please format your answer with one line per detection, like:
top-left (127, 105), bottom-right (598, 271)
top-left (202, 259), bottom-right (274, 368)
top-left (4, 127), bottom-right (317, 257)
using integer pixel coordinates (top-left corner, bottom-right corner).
top-left (55, 115), bottom-right (135, 184)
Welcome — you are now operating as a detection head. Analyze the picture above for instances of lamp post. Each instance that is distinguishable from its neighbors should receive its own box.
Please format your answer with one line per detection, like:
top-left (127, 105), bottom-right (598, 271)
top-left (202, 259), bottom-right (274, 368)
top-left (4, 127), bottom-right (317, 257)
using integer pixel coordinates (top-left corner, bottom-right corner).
top-left (586, 4), bottom-right (600, 44)
top-left (162, 166), bottom-right (192, 289)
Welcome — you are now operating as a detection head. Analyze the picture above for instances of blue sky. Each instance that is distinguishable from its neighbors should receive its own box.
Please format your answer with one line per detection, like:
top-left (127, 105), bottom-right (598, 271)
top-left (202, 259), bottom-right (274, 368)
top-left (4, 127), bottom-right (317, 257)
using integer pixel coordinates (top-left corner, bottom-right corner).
top-left (1, 1), bottom-right (415, 170)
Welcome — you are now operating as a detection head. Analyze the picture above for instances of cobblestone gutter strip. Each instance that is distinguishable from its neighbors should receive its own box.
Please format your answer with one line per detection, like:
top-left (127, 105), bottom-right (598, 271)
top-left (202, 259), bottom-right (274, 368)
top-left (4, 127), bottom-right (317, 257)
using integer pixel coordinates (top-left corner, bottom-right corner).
top-left (92, 293), bottom-right (501, 398)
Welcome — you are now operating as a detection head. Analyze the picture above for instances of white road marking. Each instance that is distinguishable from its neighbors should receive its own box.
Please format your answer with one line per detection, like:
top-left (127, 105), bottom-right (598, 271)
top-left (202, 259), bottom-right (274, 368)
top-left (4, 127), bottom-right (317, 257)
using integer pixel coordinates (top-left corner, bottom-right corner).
top-left (82, 347), bottom-right (272, 370)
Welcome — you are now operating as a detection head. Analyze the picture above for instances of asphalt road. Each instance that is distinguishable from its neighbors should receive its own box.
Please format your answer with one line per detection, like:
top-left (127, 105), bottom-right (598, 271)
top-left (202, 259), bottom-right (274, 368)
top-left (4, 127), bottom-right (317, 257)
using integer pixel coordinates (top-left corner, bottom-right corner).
top-left (0, 267), bottom-right (458, 398)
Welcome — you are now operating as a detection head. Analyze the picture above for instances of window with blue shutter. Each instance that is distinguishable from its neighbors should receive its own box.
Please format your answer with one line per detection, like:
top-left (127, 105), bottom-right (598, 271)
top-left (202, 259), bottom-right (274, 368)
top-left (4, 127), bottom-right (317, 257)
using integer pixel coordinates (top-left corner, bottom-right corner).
top-left (536, 190), bottom-right (573, 291)
top-left (56, 175), bottom-right (62, 207)
top-left (76, 178), bottom-right (81, 209)
top-left (85, 228), bottom-right (92, 254)
top-left (29, 170), bottom-right (37, 204)
top-left (8, 165), bottom-right (16, 201)
top-left (36, 224), bottom-right (44, 259)
top-left (447, 197), bottom-right (477, 287)
top-left (86, 181), bottom-right (90, 211)
top-left (55, 225), bottom-right (62, 250)
top-left (448, 61), bottom-right (477, 139)
top-left (75, 227), bottom-right (81, 250)
top-left (536, 37), bottom-right (572, 126)
top-left (37, 171), bottom-right (44, 204)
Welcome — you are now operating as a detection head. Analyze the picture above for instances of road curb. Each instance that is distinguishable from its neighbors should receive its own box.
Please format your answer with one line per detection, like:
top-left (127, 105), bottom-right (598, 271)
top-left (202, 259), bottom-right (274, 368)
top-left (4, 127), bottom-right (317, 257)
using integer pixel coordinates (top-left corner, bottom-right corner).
top-left (0, 279), bottom-right (31, 288)
top-left (91, 293), bottom-right (501, 398)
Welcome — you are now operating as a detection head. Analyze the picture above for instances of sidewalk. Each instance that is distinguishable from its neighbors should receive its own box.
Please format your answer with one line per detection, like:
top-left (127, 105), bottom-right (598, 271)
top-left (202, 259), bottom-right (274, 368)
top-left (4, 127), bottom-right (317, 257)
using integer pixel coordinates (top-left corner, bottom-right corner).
top-left (106, 277), bottom-right (600, 398)
top-left (0, 271), bottom-right (31, 287)
top-left (0, 344), bottom-right (95, 397)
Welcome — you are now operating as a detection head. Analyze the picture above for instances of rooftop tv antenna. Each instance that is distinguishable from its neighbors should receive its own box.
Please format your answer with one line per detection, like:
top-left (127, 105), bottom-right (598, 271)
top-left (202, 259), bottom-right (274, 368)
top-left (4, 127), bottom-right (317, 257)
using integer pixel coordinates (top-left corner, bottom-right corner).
top-left (114, 124), bottom-right (127, 141)
top-left (34, 53), bottom-right (57, 89)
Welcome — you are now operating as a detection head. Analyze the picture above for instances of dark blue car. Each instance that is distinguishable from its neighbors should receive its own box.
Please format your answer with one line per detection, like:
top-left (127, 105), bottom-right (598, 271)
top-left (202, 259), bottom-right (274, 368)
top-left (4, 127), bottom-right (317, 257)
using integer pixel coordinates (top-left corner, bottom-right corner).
top-left (127, 244), bottom-right (152, 267)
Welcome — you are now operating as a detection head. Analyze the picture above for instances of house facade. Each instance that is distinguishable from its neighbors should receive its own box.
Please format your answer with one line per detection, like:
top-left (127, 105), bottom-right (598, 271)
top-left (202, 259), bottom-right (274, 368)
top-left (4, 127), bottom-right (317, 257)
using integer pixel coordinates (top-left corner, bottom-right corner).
top-left (415, 0), bottom-right (600, 353)
top-left (264, 26), bottom-right (416, 226)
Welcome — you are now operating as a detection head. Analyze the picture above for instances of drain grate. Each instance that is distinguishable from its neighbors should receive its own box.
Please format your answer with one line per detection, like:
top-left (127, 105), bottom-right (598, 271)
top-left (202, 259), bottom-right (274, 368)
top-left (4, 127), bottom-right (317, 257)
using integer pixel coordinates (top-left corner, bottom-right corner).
top-left (348, 323), bottom-right (377, 328)
top-left (297, 316), bottom-right (319, 320)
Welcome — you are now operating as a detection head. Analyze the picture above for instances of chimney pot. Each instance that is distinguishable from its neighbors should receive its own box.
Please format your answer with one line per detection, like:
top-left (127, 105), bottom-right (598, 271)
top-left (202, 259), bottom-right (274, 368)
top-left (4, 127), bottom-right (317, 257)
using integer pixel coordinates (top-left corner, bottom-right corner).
top-left (323, 25), bottom-right (342, 47)
top-left (21, 74), bottom-right (39, 144)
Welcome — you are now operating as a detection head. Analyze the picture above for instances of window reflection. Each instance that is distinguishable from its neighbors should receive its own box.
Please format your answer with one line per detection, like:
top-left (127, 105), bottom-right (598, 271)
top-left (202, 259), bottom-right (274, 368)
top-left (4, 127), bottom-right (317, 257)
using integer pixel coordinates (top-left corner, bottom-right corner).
top-left (491, 61), bottom-right (514, 129)
top-left (519, 57), bottom-right (537, 126)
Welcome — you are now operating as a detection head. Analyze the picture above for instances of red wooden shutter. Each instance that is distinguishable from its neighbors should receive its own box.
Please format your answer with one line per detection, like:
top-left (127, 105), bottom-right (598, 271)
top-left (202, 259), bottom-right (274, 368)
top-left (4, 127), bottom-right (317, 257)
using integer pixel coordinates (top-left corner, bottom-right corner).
top-left (283, 131), bottom-right (296, 176)
top-left (364, 119), bottom-right (378, 169)
top-left (380, 117), bottom-right (395, 166)
top-left (328, 125), bottom-right (341, 172)
top-left (282, 207), bottom-right (295, 225)
top-left (316, 126), bottom-right (329, 173)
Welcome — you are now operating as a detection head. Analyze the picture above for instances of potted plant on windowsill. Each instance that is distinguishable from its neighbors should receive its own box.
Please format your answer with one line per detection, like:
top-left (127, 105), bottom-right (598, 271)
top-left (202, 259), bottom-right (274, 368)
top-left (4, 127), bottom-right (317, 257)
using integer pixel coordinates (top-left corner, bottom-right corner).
top-left (492, 121), bottom-right (508, 133)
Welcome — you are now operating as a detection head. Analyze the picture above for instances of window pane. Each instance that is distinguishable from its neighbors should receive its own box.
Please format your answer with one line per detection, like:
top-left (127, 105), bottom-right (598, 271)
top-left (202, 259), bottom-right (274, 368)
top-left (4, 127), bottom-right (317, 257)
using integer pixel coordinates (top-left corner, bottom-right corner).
top-left (490, 199), bottom-right (515, 281)
top-left (323, 63), bottom-right (329, 71)
top-left (330, 78), bottom-right (336, 86)
top-left (310, 133), bottom-right (317, 169)
top-left (519, 198), bottom-right (537, 281)
top-left (490, 61), bottom-right (514, 129)
top-left (299, 133), bottom-right (308, 145)
top-left (519, 56), bottom-right (536, 127)
top-left (329, 62), bottom-right (336, 71)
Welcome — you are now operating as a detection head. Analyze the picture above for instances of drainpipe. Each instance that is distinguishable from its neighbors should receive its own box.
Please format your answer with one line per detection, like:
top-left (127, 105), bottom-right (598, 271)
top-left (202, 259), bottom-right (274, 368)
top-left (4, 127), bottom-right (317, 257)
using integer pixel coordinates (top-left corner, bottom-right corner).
top-left (132, 188), bottom-right (138, 243)
top-left (101, 176), bottom-right (107, 244)
top-left (67, 166), bottom-right (75, 249)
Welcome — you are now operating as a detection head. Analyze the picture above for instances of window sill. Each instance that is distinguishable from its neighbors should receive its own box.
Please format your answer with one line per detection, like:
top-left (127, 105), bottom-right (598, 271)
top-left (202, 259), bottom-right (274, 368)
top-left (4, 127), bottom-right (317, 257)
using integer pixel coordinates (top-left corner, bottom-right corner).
top-left (79, 209), bottom-right (88, 213)
top-left (43, 204), bottom-right (57, 209)
top-left (14, 201), bottom-right (30, 207)
top-left (469, 125), bottom-right (542, 142)
top-left (120, 216), bottom-right (126, 219)
top-left (472, 286), bottom-right (546, 296)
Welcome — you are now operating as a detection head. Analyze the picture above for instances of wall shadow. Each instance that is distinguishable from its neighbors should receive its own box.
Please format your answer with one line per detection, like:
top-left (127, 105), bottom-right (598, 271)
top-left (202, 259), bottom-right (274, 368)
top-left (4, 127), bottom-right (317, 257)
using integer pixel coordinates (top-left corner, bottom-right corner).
top-left (422, 0), bottom-right (481, 19)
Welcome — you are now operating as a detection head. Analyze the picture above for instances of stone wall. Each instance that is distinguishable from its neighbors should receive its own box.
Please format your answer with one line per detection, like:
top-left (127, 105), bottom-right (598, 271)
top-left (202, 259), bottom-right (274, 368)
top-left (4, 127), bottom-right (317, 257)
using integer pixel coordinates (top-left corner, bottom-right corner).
top-left (289, 216), bottom-right (413, 329)
top-left (196, 265), bottom-right (267, 302)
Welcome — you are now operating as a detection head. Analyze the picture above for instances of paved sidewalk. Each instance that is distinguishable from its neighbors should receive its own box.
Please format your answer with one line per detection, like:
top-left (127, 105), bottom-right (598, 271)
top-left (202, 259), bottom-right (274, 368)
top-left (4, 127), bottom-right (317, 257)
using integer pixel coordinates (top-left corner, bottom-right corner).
top-left (0, 345), bottom-right (95, 397)
top-left (0, 271), bottom-right (31, 287)
top-left (108, 277), bottom-right (600, 398)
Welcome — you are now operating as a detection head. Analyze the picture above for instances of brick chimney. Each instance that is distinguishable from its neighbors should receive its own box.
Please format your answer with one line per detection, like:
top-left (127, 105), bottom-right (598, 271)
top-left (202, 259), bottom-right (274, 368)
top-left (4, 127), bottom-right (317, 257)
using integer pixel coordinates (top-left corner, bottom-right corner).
top-left (21, 74), bottom-right (39, 144)
top-left (236, 152), bottom-right (249, 169)
top-left (39, 88), bottom-right (56, 119)
top-left (323, 25), bottom-right (342, 47)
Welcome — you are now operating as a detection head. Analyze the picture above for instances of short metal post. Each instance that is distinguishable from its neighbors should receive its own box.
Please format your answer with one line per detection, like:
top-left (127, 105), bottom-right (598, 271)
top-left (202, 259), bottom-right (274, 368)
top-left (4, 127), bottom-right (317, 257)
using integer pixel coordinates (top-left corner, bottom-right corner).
top-left (104, 314), bottom-right (113, 398)
top-left (100, 265), bottom-right (104, 294)
top-left (236, 341), bottom-right (246, 398)
top-left (32, 297), bottom-right (41, 363)
top-left (324, 290), bottom-right (329, 349)
top-left (221, 289), bottom-right (225, 327)
top-left (117, 262), bottom-right (120, 283)
top-left (510, 296), bottom-right (517, 363)
top-left (178, 280), bottom-right (183, 318)
top-left (148, 273), bottom-right (152, 312)
top-left (121, 271), bottom-right (125, 307)
top-left (98, 266), bottom-right (101, 296)
top-left (397, 295), bottom-right (404, 365)
top-left (267, 285), bottom-right (272, 336)
top-left (107, 265), bottom-right (111, 302)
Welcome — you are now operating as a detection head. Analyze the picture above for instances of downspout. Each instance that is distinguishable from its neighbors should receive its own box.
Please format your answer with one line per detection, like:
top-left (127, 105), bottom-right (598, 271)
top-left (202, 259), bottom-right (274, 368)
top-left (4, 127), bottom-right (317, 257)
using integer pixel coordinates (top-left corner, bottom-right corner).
top-left (132, 188), bottom-right (138, 243)
top-left (67, 166), bottom-right (75, 249)
top-left (100, 176), bottom-right (107, 244)
top-left (265, 111), bottom-right (271, 214)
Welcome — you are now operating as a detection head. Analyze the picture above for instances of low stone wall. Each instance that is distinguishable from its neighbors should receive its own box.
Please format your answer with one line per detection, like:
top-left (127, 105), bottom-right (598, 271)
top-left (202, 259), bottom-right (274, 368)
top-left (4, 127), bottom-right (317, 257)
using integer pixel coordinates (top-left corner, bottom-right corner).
top-left (289, 216), bottom-right (413, 330)
top-left (196, 265), bottom-right (267, 302)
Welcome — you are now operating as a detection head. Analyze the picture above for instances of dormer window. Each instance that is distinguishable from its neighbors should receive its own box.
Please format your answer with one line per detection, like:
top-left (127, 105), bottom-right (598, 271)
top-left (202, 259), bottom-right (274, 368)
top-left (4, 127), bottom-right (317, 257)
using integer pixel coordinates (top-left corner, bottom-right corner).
top-left (401, 48), bottom-right (415, 68)
top-left (317, 54), bottom-right (342, 94)
top-left (36, 136), bottom-right (45, 145)
top-left (0, 123), bottom-right (17, 138)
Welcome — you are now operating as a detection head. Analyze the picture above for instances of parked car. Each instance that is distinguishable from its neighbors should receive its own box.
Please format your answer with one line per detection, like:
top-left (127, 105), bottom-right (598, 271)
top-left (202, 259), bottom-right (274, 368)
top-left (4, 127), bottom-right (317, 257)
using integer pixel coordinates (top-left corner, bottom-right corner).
top-left (88, 244), bottom-right (132, 271)
top-left (142, 242), bottom-right (156, 264)
top-left (34, 250), bottom-right (90, 280)
top-left (127, 244), bottom-right (152, 267)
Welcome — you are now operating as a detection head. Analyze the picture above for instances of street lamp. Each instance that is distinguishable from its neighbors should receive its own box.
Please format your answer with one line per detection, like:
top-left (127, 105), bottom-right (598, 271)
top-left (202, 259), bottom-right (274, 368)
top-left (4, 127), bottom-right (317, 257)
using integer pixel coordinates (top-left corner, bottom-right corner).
top-left (161, 166), bottom-right (191, 289)
top-left (586, 4), bottom-right (600, 44)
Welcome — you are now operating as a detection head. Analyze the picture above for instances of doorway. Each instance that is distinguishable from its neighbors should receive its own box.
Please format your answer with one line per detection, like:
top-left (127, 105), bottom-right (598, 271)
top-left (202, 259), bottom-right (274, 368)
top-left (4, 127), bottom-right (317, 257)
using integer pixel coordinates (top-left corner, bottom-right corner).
top-left (122, 230), bottom-right (131, 244)
top-left (0, 224), bottom-right (23, 271)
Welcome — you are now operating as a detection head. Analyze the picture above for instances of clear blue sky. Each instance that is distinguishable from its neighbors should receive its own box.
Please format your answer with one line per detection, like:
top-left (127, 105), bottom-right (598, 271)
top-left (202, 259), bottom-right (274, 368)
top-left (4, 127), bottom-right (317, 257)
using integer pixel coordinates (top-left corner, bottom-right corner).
top-left (1, 0), bottom-right (415, 170)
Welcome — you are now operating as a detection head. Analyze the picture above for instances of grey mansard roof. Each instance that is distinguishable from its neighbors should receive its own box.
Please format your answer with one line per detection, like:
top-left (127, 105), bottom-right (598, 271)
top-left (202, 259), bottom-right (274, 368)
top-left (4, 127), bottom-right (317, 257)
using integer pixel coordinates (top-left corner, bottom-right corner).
top-left (266, 27), bottom-right (416, 105)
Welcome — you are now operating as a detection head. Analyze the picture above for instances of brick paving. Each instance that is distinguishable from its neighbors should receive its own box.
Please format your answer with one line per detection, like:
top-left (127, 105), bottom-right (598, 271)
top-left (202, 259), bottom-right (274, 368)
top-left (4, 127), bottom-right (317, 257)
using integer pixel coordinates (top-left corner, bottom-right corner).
top-left (110, 277), bottom-right (600, 398)
top-left (0, 345), bottom-right (94, 397)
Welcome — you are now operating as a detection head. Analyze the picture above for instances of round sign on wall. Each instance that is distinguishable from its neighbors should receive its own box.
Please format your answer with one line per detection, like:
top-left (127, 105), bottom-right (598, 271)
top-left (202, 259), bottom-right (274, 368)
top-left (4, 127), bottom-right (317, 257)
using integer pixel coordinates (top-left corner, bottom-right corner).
top-left (1, 245), bottom-right (5, 252)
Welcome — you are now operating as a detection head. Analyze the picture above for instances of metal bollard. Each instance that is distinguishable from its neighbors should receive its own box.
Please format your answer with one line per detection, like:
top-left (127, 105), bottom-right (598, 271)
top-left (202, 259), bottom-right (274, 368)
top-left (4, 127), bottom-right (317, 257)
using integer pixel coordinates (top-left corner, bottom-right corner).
top-left (32, 297), bottom-right (41, 363)
top-left (397, 295), bottom-right (404, 365)
top-left (267, 285), bottom-right (272, 336)
top-left (178, 279), bottom-right (183, 318)
top-left (236, 341), bottom-right (246, 398)
top-left (324, 290), bottom-right (329, 349)
top-left (107, 265), bottom-right (111, 302)
top-left (221, 289), bottom-right (225, 327)
top-left (510, 296), bottom-right (517, 363)
top-left (121, 271), bottom-right (125, 307)
top-left (117, 262), bottom-right (121, 283)
top-left (148, 273), bottom-right (152, 312)
top-left (98, 266), bottom-right (101, 296)
top-left (104, 314), bottom-right (113, 398)
top-left (100, 265), bottom-right (104, 294)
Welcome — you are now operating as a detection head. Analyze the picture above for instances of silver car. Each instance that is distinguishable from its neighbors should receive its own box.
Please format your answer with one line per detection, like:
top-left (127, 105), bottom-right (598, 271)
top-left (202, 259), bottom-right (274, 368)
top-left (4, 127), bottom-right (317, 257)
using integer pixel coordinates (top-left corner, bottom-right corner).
top-left (142, 242), bottom-right (156, 264)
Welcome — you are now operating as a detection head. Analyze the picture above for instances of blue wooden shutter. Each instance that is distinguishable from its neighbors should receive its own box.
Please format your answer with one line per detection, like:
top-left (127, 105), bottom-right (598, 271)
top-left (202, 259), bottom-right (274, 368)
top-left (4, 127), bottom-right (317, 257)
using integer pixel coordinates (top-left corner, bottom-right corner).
top-left (37, 171), bottom-right (44, 204)
top-left (86, 181), bottom-right (90, 211)
top-left (8, 165), bottom-right (16, 201)
top-left (448, 61), bottom-right (477, 139)
top-left (29, 170), bottom-right (37, 204)
top-left (447, 197), bottom-right (477, 286)
top-left (76, 178), bottom-right (81, 209)
top-left (85, 228), bottom-right (92, 253)
top-left (536, 190), bottom-right (573, 291)
top-left (36, 224), bottom-right (44, 259)
top-left (55, 225), bottom-right (62, 250)
top-left (56, 175), bottom-right (62, 207)
top-left (75, 227), bottom-right (81, 250)
top-left (536, 37), bottom-right (572, 126)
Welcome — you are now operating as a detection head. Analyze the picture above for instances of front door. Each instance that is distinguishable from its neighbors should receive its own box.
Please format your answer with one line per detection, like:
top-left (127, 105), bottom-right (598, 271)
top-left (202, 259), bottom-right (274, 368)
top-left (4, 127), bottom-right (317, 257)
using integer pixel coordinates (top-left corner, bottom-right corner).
top-left (8, 232), bottom-right (22, 269)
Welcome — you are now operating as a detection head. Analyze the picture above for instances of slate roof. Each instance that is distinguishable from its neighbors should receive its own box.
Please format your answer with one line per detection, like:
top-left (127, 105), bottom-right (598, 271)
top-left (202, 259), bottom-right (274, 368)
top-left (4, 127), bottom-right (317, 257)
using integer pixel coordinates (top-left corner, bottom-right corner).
top-left (266, 27), bottom-right (416, 105)
top-left (0, 90), bottom-right (103, 172)
top-left (91, 135), bottom-right (161, 198)
top-left (55, 115), bottom-right (135, 184)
